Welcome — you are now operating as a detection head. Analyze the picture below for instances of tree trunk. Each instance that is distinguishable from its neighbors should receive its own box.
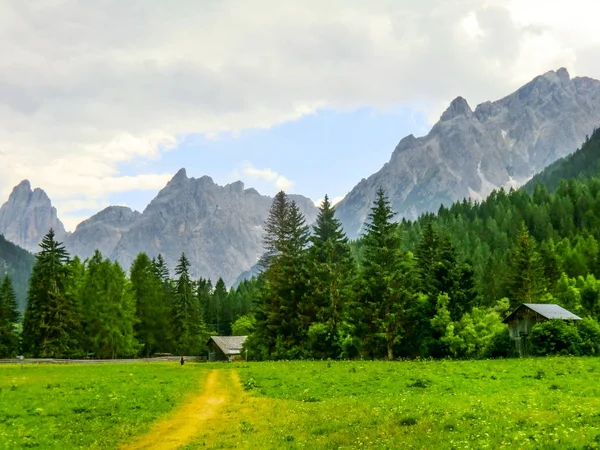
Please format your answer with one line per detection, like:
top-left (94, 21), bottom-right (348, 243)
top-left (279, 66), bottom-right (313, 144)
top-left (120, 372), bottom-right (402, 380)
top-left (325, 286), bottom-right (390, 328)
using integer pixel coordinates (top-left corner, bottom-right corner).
top-left (387, 339), bottom-right (394, 361)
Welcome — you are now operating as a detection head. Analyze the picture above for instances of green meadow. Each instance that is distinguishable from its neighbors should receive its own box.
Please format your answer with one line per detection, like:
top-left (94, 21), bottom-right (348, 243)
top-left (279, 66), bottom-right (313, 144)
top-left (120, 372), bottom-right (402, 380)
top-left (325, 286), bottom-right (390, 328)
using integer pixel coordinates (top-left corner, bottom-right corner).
top-left (3, 358), bottom-right (600, 449)
top-left (0, 363), bottom-right (213, 449)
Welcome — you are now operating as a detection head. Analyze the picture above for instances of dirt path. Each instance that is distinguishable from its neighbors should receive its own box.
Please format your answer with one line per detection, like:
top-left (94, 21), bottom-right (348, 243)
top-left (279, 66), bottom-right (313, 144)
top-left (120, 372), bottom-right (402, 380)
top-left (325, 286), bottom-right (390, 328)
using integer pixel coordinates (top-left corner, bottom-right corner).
top-left (120, 369), bottom-right (232, 450)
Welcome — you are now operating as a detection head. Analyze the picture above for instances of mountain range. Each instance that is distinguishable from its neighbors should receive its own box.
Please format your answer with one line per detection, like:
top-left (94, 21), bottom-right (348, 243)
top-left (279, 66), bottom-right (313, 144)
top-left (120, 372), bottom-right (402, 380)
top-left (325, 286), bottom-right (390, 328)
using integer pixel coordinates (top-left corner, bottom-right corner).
top-left (1, 67), bottom-right (599, 286)
top-left (335, 68), bottom-right (600, 238)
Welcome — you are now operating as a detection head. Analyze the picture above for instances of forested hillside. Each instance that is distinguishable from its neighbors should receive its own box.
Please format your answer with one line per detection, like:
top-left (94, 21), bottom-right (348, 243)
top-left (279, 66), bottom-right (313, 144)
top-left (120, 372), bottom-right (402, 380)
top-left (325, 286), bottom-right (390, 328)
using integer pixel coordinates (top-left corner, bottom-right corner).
top-left (245, 127), bottom-right (600, 361)
top-left (524, 127), bottom-right (600, 194)
top-left (0, 235), bottom-right (35, 310)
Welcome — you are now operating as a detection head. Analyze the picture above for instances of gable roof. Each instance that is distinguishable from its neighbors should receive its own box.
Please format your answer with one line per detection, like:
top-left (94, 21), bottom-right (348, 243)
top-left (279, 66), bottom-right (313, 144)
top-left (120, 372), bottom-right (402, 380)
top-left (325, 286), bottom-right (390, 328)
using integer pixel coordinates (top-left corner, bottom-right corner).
top-left (208, 336), bottom-right (247, 355)
top-left (503, 303), bottom-right (582, 323)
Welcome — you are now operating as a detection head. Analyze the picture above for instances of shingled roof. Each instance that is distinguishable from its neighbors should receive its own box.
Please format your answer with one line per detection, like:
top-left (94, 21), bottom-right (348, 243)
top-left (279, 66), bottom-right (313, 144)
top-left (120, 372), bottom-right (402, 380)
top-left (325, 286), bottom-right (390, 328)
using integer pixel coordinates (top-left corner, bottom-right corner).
top-left (503, 303), bottom-right (582, 323)
top-left (208, 336), bottom-right (247, 355)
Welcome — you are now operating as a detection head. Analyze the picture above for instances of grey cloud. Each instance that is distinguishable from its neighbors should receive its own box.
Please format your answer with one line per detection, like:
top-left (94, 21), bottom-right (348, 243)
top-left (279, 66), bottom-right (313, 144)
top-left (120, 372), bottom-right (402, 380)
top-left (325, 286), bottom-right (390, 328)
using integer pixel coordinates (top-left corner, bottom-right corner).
top-left (0, 0), bottom-right (596, 208)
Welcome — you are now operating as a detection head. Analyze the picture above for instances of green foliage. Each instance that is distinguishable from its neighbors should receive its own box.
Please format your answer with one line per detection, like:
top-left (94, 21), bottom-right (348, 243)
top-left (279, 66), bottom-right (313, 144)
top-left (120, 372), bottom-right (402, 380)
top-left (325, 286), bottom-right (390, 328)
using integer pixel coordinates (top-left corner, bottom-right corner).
top-left (0, 234), bottom-right (35, 311)
top-left (251, 191), bottom-right (310, 359)
top-left (303, 195), bottom-right (355, 358)
top-left (22, 229), bottom-right (82, 358)
top-left (0, 275), bottom-right (20, 357)
top-left (231, 314), bottom-right (256, 336)
top-left (77, 251), bottom-right (139, 358)
top-left (529, 319), bottom-right (583, 356)
top-left (131, 253), bottom-right (173, 356)
top-left (172, 253), bottom-right (207, 355)
top-left (354, 188), bottom-right (411, 360)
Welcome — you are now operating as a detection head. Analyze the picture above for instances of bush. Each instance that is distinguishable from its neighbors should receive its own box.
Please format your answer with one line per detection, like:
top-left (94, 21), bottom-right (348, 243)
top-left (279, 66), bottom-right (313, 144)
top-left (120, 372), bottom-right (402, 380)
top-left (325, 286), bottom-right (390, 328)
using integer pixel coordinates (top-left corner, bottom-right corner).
top-left (529, 319), bottom-right (583, 356)
top-left (484, 327), bottom-right (518, 358)
top-left (577, 318), bottom-right (600, 355)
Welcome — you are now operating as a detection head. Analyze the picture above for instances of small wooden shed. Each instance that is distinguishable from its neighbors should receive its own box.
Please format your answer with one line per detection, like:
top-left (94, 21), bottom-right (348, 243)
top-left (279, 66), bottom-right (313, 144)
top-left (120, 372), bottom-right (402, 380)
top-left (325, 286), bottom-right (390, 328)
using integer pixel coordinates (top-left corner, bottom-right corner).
top-left (207, 336), bottom-right (247, 362)
top-left (503, 303), bottom-right (582, 355)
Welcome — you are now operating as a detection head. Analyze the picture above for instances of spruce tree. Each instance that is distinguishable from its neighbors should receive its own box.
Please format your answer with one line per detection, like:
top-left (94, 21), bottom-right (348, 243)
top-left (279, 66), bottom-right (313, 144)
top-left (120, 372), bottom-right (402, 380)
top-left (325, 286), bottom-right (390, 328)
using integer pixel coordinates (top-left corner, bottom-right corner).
top-left (197, 278), bottom-right (213, 332)
top-left (356, 188), bottom-right (408, 360)
top-left (78, 251), bottom-right (139, 358)
top-left (212, 278), bottom-right (229, 335)
top-left (0, 275), bottom-right (20, 357)
top-left (22, 229), bottom-right (81, 357)
top-left (131, 253), bottom-right (172, 356)
top-left (172, 253), bottom-right (206, 355)
top-left (304, 195), bottom-right (355, 358)
top-left (505, 222), bottom-right (547, 309)
top-left (252, 192), bottom-right (309, 359)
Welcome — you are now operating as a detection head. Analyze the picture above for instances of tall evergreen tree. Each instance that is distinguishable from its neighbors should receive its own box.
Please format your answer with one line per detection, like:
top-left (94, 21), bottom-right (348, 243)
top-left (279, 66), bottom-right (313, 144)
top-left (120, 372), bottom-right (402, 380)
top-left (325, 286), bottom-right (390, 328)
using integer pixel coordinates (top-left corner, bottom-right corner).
top-left (131, 253), bottom-right (172, 356)
top-left (355, 188), bottom-right (409, 360)
top-left (78, 251), bottom-right (139, 358)
top-left (212, 278), bottom-right (230, 335)
top-left (304, 195), bottom-right (355, 358)
top-left (22, 229), bottom-right (81, 357)
top-left (196, 277), bottom-right (213, 331)
top-left (0, 275), bottom-right (20, 357)
top-left (505, 222), bottom-right (547, 309)
top-left (172, 253), bottom-right (206, 355)
top-left (251, 192), bottom-right (310, 359)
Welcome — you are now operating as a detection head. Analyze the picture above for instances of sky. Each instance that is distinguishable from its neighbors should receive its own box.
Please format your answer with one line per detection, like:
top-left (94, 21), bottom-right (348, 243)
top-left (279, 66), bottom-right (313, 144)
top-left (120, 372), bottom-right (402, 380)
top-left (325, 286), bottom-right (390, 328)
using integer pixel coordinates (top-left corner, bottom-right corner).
top-left (1, 0), bottom-right (600, 231)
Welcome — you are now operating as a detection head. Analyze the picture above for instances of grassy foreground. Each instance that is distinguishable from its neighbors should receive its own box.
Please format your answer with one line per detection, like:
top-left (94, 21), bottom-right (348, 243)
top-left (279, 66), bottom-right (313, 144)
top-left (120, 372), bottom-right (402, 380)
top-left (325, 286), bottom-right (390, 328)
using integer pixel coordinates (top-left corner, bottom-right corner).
top-left (197, 358), bottom-right (600, 449)
top-left (0, 362), bottom-right (213, 449)
top-left (3, 358), bottom-right (600, 449)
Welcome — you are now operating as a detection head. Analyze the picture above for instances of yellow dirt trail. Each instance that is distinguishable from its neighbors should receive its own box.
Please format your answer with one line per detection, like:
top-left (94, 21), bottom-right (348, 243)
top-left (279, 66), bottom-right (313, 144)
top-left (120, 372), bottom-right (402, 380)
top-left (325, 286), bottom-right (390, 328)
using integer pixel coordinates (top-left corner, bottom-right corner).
top-left (120, 369), bottom-right (231, 450)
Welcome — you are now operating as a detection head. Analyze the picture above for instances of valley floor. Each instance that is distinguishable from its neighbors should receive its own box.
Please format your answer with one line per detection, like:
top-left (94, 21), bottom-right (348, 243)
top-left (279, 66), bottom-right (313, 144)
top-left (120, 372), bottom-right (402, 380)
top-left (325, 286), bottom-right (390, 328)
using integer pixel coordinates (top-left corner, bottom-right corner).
top-left (2, 358), bottom-right (600, 449)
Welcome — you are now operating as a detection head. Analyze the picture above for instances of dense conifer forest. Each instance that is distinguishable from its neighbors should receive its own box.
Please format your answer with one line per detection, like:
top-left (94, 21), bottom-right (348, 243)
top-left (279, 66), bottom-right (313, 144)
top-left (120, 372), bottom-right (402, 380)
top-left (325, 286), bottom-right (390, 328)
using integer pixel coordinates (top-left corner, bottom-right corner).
top-left (3, 129), bottom-right (600, 359)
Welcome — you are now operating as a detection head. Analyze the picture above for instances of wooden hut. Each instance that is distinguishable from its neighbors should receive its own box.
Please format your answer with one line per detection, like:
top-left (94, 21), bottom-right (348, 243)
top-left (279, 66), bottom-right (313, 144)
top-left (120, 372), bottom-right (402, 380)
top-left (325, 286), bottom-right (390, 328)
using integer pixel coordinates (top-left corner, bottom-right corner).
top-left (503, 303), bottom-right (582, 355)
top-left (207, 336), bottom-right (247, 362)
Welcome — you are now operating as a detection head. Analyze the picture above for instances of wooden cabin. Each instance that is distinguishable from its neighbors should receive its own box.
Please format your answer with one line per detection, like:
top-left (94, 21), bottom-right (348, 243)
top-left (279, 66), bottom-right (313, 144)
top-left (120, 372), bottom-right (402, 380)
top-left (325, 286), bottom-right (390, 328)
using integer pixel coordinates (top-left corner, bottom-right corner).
top-left (207, 336), bottom-right (247, 362)
top-left (503, 303), bottom-right (582, 355)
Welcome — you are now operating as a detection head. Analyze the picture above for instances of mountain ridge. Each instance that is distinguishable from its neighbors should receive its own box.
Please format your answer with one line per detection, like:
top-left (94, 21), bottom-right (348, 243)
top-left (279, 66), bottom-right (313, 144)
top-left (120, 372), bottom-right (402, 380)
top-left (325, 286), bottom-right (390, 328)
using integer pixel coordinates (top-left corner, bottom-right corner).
top-left (335, 67), bottom-right (600, 238)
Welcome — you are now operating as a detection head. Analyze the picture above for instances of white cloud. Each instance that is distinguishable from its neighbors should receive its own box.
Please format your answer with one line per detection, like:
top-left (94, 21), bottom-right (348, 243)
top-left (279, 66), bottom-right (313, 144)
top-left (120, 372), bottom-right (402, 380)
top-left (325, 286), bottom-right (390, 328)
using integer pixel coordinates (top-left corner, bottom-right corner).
top-left (238, 163), bottom-right (294, 191)
top-left (314, 195), bottom-right (347, 208)
top-left (1, 0), bottom-right (600, 221)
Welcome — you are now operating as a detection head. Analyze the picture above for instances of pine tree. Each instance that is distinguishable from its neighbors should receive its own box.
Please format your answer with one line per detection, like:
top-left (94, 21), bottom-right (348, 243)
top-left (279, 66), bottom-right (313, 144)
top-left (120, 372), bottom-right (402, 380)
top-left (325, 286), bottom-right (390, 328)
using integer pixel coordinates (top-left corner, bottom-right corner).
top-left (22, 229), bottom-right (81, 357)
top-left (78, 251), bottom-right (139, 358)
top-left (304, 195), bottom-right (355, 358)
top-left (0, 275), bottom-right (20, 357)
top-left (212, 278), bottom-right (229, 335)
top-left (356, 188), bottom-right (408, 360)
top-left (172, 253), bottom-right (206, 355)
top-left (505, 222), bottom-right (547, 309)
top-left (131, 253), bottom-right (172, 356)
top-left (196, 277), bottom-right (213, 332)
top-left (251, 192), bottom-right (310, 359)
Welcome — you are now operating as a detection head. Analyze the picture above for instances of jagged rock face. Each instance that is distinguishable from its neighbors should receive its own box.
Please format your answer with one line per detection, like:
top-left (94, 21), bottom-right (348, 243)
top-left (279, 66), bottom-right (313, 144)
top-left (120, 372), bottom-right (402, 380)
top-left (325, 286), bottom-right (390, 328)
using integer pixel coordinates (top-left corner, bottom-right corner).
top-left (108, 169), bottom-right (318, 285)
top-left (0, 180), bottom-right (67, 252)
top-left (335, 68), bottom-right (600, 239)
top-left (64, 206), bottom-right (142, 261)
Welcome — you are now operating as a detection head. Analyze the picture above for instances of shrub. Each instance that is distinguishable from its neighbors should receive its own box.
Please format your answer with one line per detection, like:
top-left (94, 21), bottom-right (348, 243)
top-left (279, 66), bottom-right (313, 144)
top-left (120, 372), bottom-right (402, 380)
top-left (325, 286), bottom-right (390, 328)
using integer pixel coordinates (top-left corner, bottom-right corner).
top-left (577, 318), bottom-right (600, 355)
top-left (529, 319), bottom-right (583, 356)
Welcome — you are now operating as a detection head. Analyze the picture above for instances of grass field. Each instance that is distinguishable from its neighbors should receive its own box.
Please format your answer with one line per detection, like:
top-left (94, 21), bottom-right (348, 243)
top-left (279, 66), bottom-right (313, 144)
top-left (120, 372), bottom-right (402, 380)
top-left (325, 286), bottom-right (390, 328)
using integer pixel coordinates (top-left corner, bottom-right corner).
top-left (3, 358), bottom-right (600, 449)
top-left (0, 363), bottom-right (217, 449)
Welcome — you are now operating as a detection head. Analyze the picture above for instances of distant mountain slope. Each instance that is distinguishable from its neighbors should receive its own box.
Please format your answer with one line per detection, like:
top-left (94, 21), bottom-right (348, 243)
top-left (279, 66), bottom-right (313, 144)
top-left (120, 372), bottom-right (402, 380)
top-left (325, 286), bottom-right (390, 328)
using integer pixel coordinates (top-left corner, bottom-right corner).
top-left (0, 234), bottom-right (35, 311)
top-left (64, 206), bottom-right (142, 262)
top-left (523, 127), bottom-right (600, 194)
top-left (63, 169), bottom-right (318, 286)
top-left (335, 68), bottom-right (600, 239)
top-left (0, 180), bottom-right (67, 252)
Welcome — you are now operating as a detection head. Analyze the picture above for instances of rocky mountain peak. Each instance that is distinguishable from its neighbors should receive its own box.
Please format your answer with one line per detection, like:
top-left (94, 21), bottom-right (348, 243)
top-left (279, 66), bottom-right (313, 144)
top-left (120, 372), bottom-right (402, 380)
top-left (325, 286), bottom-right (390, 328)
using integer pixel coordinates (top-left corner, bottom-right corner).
top-left (0, 180), bottom-right (66, 252)
top-left (440, 96), bottom-right (473, 121)
top-left (335, 68), bottom-right (600, 239)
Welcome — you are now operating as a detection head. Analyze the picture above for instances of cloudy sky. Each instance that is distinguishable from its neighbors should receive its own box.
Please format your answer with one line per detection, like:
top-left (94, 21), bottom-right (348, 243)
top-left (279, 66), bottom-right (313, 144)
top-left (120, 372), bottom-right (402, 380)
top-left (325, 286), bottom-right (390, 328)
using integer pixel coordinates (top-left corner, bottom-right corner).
top-left (2, 0), bottom-right (600, 231)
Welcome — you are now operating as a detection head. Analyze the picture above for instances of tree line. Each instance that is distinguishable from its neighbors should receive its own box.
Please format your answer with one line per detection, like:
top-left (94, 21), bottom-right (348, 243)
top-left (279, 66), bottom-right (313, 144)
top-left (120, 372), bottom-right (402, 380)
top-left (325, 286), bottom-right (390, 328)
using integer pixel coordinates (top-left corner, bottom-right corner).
top-left (0, 230), bottom-right (255, 358)
top-left (245, 137), bottom-right (600, 360)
